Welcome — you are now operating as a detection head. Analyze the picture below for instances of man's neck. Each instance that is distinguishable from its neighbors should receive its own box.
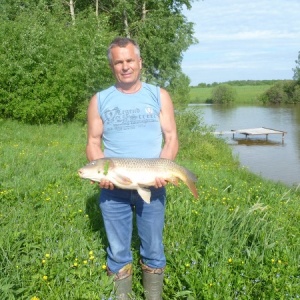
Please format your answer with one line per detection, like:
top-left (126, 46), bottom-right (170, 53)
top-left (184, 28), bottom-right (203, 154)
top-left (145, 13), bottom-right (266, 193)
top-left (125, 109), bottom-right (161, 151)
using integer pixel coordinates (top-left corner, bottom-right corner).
top-left (116, 81), bottom-right (142, 94)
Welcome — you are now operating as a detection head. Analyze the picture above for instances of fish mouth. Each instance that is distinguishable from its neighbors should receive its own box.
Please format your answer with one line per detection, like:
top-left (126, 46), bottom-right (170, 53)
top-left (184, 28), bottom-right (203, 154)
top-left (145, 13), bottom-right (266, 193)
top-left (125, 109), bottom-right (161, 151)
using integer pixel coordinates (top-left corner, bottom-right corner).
top-left (78, 169), bottom-right (85, 178)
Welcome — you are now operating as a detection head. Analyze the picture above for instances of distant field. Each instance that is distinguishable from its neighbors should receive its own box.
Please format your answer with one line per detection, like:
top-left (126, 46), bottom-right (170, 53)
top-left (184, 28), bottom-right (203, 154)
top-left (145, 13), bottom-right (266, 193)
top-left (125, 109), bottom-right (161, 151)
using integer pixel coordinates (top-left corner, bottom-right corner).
top-left (190, 85), bottom-right (272, 103)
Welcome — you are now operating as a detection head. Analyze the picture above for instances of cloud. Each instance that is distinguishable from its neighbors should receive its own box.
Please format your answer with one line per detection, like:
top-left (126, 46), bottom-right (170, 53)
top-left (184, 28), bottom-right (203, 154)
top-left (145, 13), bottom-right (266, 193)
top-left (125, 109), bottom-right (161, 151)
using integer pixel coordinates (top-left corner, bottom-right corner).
top-left (199, 30), bottom-right (299, 41)
top-left (182, 0), bottom-right (300, 84)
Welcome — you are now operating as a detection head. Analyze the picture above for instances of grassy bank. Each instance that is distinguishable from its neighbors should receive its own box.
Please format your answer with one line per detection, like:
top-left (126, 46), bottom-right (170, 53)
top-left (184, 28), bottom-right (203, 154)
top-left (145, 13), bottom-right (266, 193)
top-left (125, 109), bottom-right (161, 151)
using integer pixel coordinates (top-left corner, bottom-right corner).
top-left (1, 117), bottom-right (299, 299)
top-left (190, 85), bottom-right (272, 104)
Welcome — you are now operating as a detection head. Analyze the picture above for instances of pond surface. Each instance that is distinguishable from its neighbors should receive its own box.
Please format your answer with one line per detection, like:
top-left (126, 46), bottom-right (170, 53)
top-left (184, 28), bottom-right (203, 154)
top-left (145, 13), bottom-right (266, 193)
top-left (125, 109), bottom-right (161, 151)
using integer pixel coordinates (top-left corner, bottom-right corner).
top-left (190, 104), bottom-right (300, 187)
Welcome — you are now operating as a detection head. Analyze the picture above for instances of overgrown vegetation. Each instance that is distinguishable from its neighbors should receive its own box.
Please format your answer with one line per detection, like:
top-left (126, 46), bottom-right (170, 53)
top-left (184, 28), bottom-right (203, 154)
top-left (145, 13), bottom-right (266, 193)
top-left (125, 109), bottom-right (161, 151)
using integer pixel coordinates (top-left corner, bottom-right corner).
top-left (259, 80), bottom-right (300, 104)
top-left (1, 117), bottom-right (299, 299)
top-left (0, 0), bottom-right (197, 124)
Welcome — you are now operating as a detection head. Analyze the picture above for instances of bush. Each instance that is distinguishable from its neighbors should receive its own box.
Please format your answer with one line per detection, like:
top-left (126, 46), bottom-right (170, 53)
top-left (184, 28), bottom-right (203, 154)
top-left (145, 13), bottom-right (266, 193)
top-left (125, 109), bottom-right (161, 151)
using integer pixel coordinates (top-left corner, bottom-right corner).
top-left (211, 84), bottom-right (236, 104)
top-left (0, 11), bottom-right (114, 124)
top-left (259, 81), bottom-right (300, 104)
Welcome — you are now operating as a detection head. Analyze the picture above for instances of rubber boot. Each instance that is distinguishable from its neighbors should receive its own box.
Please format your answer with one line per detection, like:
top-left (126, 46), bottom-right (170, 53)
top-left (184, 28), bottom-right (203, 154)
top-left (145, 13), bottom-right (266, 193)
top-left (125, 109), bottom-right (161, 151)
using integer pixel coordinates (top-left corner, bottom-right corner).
top-left (114, 275), bottom-right (132, 300)
top-left (107, 264), bottom-right (133, 300)
top-left (140, 260), bottom-right (165, 300)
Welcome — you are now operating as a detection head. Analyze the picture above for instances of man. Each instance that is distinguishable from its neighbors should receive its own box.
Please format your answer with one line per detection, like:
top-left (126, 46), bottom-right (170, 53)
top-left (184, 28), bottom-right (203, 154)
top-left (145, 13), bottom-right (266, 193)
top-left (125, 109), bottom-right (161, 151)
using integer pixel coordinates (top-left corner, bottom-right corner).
top-left (86, 37), bottom-right (178, 299)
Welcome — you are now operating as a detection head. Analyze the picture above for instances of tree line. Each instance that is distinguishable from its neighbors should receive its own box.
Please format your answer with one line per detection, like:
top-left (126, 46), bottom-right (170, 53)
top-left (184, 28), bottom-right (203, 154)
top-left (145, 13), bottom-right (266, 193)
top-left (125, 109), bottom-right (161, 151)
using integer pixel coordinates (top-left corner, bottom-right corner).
top-left (194, 56), bottom-right (300, 104)
top-left (193, 80), bottom-right (290, 88)
top-left (0, 0), bottom-right (198, 124)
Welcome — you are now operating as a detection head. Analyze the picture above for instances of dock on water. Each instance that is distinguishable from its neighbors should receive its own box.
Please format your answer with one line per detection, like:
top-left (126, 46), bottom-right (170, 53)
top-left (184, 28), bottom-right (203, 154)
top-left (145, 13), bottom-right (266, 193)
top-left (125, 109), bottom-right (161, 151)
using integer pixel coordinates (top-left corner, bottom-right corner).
top-left (214, 127), bottom-right (287, 141)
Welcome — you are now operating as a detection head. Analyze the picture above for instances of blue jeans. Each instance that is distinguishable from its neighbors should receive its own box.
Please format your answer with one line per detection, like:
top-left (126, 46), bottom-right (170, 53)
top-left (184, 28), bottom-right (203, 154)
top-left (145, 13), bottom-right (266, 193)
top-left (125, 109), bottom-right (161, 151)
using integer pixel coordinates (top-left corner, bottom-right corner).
top-left (99, 187), bottom-right (166, 274)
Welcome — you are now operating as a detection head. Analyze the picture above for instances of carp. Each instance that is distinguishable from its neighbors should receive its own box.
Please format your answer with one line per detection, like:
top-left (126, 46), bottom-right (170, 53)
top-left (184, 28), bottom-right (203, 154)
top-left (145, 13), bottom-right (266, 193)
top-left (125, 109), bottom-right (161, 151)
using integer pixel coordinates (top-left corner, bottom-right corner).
top-left (78, 158), bottom-right (198, 203)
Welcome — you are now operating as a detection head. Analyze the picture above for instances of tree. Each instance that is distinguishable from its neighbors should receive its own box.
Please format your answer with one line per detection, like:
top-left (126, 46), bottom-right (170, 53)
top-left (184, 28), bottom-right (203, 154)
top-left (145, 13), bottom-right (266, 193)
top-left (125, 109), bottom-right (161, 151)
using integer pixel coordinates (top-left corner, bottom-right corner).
top-left (293, 51), bottom-right (300, 83)
top-left (97, 0), bottom-right (198, 95)
top-left (0, 0), bottom-right (199, 123)
top-left (0, 9), bottom-right (113, 123)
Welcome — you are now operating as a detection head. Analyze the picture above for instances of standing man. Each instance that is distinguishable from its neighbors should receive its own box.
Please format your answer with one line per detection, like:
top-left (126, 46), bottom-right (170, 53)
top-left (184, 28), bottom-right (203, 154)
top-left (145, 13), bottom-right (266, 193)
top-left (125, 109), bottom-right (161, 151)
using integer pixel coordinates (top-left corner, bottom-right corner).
top-left (86, 37), bottom-right (178, 299)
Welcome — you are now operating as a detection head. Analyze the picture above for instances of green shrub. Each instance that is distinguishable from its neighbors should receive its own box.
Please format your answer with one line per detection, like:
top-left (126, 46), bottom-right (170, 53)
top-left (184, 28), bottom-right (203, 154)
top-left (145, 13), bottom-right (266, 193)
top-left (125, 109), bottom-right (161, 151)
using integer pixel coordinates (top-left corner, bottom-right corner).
top-left (0, 11), bottom-right (114, 124)
top-left (211, 84), bottom-right (236, 104)
top-left (259, 81), bottom-right (300, 104)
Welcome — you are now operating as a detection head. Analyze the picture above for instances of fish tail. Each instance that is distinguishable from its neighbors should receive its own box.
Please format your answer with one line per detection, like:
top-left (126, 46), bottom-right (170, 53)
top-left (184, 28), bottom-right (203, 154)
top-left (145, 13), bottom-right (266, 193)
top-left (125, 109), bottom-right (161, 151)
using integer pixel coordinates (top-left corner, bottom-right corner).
top-left (185, 177), bottom-right (198, 199)
top-left (178, 166), bottom-right (198, 199)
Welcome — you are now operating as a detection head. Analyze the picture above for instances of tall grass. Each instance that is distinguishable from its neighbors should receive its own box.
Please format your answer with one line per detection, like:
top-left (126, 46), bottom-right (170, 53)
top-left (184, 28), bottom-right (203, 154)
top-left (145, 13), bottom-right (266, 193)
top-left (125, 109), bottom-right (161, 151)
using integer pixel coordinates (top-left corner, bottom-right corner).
top-left (190, 85), bottom-right (272, 104)
top-left (1, 117), bottom-right (299, 299)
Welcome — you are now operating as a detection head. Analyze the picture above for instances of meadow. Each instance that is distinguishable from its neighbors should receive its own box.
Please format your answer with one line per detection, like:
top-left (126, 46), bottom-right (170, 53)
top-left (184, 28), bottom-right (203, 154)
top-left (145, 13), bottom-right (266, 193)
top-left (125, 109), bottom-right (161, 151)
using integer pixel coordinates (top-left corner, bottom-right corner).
top-left (189, 85), bottom-right (272, 104)
top-left (1, 115), bottom-right (299, 299)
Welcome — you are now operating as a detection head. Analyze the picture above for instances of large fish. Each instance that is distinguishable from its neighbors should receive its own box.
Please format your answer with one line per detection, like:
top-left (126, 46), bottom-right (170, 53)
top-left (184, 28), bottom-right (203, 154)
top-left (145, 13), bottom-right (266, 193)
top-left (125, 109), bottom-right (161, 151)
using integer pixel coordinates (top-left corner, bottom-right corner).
top-left (78, 158), bottom-right (198, 203)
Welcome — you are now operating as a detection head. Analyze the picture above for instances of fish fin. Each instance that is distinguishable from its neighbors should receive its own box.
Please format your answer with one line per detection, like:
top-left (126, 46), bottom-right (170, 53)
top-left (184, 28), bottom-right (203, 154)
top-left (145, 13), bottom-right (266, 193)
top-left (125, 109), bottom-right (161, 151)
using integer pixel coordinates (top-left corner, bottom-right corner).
top-left (113, 174), bottom-right (133, 185)
top-left (137, 186), bottom-right (151, 204)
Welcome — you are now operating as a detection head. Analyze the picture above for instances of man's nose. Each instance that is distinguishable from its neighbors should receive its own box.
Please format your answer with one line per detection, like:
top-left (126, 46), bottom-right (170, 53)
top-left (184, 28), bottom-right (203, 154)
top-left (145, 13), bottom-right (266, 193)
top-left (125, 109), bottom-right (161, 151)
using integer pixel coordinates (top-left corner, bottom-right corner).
top-left (122, 62), bottom-right (129, 70)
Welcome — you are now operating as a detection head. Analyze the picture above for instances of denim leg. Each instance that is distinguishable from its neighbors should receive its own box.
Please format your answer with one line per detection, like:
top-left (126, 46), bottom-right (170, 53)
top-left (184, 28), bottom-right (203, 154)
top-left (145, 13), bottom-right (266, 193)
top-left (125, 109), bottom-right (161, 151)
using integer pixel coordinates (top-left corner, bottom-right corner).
top-left (135, 187), bottom-right (166, 269)
top-left (100, 187), bottom-right (167, 273)
top-left (99, 189), bottom-right (134, 274)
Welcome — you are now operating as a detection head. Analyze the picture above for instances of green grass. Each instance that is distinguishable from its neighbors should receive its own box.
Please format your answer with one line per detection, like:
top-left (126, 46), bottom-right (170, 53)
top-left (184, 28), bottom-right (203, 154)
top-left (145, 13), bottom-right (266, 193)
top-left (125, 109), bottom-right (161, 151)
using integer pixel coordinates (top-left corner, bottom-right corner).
top-left (1, 117), bottom-right (299, 299)
top-left (190, 85), bottom-right (272, 104)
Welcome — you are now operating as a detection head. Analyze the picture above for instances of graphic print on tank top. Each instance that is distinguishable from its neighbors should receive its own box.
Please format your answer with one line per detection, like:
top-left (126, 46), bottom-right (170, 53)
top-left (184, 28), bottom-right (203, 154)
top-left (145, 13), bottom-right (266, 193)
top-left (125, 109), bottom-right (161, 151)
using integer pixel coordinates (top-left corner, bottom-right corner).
top-left (103, 105), bottom-right (158, 132)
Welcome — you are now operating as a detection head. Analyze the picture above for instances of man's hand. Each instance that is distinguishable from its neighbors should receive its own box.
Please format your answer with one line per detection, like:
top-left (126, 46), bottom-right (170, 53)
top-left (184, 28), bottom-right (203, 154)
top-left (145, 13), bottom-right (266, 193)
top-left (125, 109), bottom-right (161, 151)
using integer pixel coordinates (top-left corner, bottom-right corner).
top-left (154, 177), bottom-right (168, 188)
top-left (99, 179), bottom-right (114, 190)
top-left (90, 180), bottom-right (114, 190)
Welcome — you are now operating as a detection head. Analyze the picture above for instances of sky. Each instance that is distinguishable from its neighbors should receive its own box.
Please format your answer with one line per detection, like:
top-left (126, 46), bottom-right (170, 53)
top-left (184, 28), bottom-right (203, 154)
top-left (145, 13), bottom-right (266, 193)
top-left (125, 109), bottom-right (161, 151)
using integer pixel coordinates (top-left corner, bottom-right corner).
top-left (181, 0), bottom-right (300, 85)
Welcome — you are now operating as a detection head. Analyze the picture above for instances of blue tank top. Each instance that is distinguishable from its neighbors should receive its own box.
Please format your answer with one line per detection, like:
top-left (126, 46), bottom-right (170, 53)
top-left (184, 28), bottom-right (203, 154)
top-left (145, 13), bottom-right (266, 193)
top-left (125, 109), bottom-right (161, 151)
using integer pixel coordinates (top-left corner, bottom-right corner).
top-left (97, 83), bottom-right (162, 158)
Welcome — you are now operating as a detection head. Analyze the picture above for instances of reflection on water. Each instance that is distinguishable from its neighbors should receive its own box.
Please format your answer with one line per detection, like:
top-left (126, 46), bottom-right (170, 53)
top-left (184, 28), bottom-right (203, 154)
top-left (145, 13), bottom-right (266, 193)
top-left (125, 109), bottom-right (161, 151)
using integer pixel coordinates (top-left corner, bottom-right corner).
top-left (190, 104), bottom-right (300, 186)
top-left (231, 138), bottom-right (284, 146)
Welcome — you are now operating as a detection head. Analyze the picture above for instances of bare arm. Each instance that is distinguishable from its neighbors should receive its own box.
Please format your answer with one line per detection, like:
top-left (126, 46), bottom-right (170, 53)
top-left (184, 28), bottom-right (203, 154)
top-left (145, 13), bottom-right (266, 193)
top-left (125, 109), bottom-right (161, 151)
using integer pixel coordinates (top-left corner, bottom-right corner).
top-left (155, 88), bottom-right (179, 188)
top-left (159, 88), bottom-right (179, 160)
top-left (86, 94), bottom-right (114, 190)
top-left (86, 94), bottom-right (104, 161)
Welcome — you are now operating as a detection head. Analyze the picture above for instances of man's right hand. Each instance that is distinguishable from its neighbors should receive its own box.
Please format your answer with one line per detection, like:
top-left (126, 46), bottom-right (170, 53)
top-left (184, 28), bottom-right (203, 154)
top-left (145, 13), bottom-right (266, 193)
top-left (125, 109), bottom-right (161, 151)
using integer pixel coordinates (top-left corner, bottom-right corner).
top-left (99, 179), bottom-right (114, 190)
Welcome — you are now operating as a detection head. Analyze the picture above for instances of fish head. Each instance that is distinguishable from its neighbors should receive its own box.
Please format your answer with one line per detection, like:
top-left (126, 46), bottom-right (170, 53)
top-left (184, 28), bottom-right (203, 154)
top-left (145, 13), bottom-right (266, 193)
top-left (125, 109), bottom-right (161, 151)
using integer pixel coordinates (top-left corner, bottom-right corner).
top-left (78, 158), bottom-right (114, 182)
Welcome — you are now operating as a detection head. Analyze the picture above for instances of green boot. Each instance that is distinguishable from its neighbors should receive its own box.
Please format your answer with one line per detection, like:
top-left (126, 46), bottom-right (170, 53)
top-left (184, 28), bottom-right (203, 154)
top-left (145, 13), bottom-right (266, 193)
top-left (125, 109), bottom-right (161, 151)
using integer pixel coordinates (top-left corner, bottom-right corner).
top-left (107, 264), bottom-right (133, 300)
top-left (114, 274), bottom-right (132, 300)
top-left (140, 260), bottom-right (165, 300)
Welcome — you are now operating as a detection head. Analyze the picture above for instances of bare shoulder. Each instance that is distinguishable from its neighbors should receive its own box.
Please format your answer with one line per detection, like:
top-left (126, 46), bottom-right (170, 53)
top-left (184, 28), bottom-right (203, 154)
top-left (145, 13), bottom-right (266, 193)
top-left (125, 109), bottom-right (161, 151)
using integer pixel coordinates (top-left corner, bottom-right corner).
top-left (159, 88), bottom-right (174, 110)
top-left (87, 94), bottom-right (101, 121)
top-left (88, 94), bottom-right (98, 113)
top-left (159, 87), bottom-right (171, 99)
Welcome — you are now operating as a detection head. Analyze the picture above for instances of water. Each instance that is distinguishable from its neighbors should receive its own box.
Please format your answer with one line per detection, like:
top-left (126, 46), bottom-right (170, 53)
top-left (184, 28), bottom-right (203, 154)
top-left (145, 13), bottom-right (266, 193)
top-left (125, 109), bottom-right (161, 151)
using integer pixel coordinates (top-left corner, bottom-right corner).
top-left (190, 104), bottom-right (300, 187)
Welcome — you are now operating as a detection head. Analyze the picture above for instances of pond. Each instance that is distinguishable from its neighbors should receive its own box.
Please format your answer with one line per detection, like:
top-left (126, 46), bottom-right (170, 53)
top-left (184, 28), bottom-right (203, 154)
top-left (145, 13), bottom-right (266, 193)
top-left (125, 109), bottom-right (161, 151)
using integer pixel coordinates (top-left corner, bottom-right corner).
top-left (190, 103), bottom-right (300, 187)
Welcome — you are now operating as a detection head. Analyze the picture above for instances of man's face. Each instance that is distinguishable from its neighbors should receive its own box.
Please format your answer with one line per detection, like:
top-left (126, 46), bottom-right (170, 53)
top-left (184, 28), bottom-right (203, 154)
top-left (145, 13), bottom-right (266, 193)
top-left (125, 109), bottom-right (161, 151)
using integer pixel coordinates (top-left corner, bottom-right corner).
top-left (110, 43), bottom-right (142, 86)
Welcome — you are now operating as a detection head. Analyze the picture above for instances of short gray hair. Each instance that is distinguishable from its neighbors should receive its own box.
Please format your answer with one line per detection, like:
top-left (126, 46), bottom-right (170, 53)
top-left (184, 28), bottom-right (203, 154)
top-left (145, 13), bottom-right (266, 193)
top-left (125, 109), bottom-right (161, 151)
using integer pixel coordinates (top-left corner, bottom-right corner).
top-left (107, 37), bottom-right (140, 64)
